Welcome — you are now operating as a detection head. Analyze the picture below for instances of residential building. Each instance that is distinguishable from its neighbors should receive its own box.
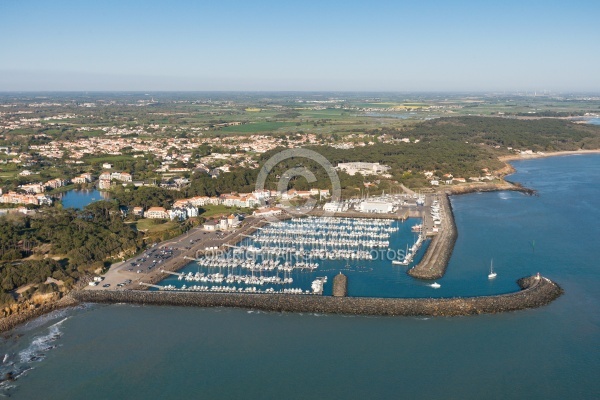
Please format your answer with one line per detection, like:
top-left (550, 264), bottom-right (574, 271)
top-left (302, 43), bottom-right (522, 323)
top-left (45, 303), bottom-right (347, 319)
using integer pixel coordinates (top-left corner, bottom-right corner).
top-left (168, 208), bottom-right (187, 221)
top-left (218, 219), bottom-right (229, 230)
top-left (144, 207), bottom-right (169, 219)
top-left (45, 178), bottom-right (68, 189)
top-left (227, 214), bottom-right (240, 227)
top-left (19, 183), bottom-right (45, 194)
top-left (98, 179), bottom-right (111, 190)
top-left (111, 171), bottom-right (132, 182)
top-left (0, 191), bottom-right (52, 206)
top-left (73, 173), bottom-right (93, 184)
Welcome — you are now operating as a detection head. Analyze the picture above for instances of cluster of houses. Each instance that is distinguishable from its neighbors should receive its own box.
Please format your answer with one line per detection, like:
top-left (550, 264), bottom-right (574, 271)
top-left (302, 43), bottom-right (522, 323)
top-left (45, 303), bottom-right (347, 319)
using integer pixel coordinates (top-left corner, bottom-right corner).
top-left (134, 205), bottom-right (200, 221)
top-left (98, 171), bottom-right (133, 190)
top-left (0, 189), bottom-right (52, 206)
top-left (72, 173), bottom-right (94, 184)
top-left (425, 170), bottom-right (497, 186)
top-left (165, 188), bottom-right (329, 218)
top-left (124, 187), bottom-right (329, 228)
top-left (0, 176), bottom-right (68, 205)
top-left (202, 214), bottom-right (242, 231)
top-left (4, 172), bottom-right (97, 205)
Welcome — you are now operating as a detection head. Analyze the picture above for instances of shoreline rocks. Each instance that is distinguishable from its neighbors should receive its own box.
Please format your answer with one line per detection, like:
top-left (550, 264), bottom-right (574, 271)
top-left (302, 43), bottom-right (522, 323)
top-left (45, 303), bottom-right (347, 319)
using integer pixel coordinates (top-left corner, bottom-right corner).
top-left (408, 192), bottom-right (458, 280)
top-left (70, 275), bottom-right (562, 317)
top-left (0, 295), bottom-right (79, 334)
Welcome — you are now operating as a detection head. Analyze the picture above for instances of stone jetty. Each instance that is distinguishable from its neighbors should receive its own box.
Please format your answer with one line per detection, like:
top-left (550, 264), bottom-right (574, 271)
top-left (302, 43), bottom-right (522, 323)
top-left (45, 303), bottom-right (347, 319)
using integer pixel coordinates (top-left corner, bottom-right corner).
top-left (71, 274), bottom-right (562, 317)
top-left (332, 273), bottom-right (348, 297)
top-left (408, 192), bottom-right (458, 280)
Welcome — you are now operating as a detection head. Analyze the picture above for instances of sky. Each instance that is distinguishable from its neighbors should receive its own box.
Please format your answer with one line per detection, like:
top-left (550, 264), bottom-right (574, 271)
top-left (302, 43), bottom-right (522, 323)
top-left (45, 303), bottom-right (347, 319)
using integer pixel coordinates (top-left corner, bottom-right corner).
top-left (0, 0), bottom-right (599, 92)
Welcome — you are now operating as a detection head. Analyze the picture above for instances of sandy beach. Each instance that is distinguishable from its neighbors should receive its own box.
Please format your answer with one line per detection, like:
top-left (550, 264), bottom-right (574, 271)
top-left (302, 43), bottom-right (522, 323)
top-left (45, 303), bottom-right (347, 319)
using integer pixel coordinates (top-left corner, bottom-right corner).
top-left (499, 149), bottom-right (600, 162)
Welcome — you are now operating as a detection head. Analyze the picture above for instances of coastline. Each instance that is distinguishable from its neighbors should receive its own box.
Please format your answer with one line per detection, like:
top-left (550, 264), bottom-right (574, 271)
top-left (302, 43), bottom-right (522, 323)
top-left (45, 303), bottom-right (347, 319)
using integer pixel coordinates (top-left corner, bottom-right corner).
top-left (0, 295), bottom-right (80, 334)
top-left (499, 149), bottom-right (600, 163)
top-left (5, 151), bottom-right (591, 332)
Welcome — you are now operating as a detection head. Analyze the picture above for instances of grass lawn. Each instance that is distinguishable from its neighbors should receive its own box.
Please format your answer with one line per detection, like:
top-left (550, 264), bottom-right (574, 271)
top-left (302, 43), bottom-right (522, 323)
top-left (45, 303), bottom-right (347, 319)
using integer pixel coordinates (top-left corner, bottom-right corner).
top-left (134, 218), bottom-right (179, 233)
top-left (0, 172), bottom-right (19, 179)
top-left (199, 204), bottom-right (251, 218)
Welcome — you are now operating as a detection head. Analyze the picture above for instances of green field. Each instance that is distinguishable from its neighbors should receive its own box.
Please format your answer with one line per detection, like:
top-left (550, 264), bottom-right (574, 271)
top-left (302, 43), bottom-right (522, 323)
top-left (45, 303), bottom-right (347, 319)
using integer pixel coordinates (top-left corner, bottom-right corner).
top-left (0, 171), bottom-right (19, 179)
top-left (220, 121), bottom-right (295, 133)
top-left (134, 218), bottom-right (179, 233)
top-left (199, 204), bottom-right (251, 218)
top-left (299, 110), bottom-right (350, 119)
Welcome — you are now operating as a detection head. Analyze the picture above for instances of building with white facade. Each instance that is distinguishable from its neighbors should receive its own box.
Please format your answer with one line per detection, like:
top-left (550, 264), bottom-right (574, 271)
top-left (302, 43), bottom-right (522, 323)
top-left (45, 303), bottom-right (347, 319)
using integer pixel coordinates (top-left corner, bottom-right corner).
top-left (144, 207), bottom-right (169, 219)
top-left (253, 207), bottom-right (283, 218)
top-left (323, 202), bottom-right (346, 212)
top-left (336, 162), bottom-right (390, 176)
top-left (358, 200), bottom-right (394, 214)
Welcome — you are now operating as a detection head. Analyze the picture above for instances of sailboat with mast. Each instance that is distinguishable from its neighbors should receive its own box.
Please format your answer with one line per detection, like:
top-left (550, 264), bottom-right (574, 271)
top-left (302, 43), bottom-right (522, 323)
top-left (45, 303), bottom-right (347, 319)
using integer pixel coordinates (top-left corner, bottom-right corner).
top-left (488, 259), bottom-right (497, 280)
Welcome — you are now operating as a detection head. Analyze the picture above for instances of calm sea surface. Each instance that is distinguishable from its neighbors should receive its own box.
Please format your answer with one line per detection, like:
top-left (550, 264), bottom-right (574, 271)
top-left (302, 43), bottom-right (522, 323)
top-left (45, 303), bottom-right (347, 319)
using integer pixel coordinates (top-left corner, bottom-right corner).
top-left (2, 155), bottom-right (599, 399)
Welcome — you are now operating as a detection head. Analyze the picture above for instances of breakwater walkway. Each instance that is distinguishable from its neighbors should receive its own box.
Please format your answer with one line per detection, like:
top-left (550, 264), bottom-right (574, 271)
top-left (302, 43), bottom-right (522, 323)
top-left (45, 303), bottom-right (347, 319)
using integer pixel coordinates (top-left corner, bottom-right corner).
top-left (71, 275), bottom-right (562, 317)
top-left (408, 192), bottom-right (458, 280)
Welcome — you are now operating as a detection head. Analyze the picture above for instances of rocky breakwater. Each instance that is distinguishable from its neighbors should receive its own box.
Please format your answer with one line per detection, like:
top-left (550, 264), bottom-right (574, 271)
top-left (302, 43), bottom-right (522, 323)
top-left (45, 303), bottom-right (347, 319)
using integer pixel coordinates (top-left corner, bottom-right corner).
top-left (71, 274), bottom-right (563, 317)
top-left (332, 273), bottom-right (348, 297)
top-left (408, 192), bottom-right (457, 280)
top-left (450, 181), bottom-right (536, 196)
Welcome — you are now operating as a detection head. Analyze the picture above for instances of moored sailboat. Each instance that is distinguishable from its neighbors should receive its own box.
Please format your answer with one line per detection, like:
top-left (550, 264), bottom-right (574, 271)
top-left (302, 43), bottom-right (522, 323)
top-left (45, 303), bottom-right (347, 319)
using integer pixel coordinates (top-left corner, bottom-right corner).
top-left (488, 259), bottom-right (497, 279)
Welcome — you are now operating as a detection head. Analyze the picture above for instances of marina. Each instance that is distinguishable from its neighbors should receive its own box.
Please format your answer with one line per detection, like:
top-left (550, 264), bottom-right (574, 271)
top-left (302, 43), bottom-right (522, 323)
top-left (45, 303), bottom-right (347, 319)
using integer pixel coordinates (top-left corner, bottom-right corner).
top-left (5, 155), bottom-right (595, 400)
top-left (154, 216), bottom-right (432, 297)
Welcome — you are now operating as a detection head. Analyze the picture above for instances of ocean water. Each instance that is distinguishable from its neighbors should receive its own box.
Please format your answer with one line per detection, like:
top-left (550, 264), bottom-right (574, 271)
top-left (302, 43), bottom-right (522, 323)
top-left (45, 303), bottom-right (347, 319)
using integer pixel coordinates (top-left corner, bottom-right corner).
top-left (1, 155), bottom-right (599, 399)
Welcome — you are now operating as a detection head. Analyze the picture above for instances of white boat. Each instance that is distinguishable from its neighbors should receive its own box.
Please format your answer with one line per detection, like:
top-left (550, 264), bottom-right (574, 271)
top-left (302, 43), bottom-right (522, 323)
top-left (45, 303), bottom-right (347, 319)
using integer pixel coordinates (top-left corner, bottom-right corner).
top-left (488, 259), bottom-right (497, 279)
top-left (430, 282), bottom-right (441, 289)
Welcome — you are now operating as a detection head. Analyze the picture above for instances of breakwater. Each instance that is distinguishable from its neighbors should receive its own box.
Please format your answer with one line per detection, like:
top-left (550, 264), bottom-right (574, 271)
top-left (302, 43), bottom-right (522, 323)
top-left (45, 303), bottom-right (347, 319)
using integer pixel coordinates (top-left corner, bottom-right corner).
top-left (332, 273), bottom-right (348, 297)
top-left (449, 181), bottom-right (536, 196)
top-left (408, 192), bottom-right (458, 280)
top-left (71, 275), bottom-right (562, 317)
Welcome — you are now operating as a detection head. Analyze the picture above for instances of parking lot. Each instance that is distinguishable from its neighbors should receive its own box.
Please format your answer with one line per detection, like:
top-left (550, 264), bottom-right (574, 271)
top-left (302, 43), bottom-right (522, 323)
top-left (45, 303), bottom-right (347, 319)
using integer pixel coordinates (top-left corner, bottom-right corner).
top-left (87, 217), bottom-right (265, 291)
